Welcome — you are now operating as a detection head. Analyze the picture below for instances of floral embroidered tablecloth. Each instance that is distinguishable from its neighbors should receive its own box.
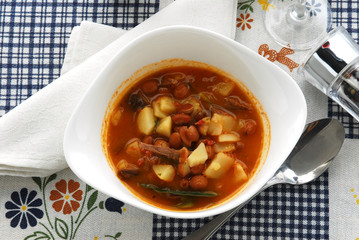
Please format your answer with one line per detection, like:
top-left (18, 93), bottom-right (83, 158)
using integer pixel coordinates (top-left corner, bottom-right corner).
top-left (1, 0), bottom-right (359, 239)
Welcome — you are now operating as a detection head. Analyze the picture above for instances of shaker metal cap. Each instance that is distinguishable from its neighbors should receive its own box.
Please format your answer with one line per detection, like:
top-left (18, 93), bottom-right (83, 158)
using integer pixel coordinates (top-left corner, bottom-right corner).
top-left (302, 26), bottom-right (359, 93)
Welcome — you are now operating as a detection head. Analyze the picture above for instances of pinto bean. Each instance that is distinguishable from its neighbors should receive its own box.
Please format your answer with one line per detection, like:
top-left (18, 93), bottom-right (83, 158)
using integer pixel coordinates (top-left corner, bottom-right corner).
top-left (169, 132), bottom-right (182, 149)
top-left (141, 80), bottom-right (158, 95)
top-left (244, 119), bottom-right (257, 135)
top-left (179, 147), bottom-right (190, 163)
top-left (179, 126), bottom-right (200, 147)
top-left (236, 141), bottom-right (245, 150)
top-left (186, 126), bottom-right (199, 142)
top-left (179, 178), bottom-right (190, 189)
top-left (179, 127), bottom-right (192, 147)
top-left (194, 111), bottom-right (208, 121)
top-left (154, 139), bottom-right (169, 148)
top-left (173, 82), bottom-right (190, 99)
top-left (176, 103), bottom-right (194, 115)
top-left (206, 145), bottom-right (215, 159)
top-left (172, 113), bottom-right (192, 125)
top-left (190, 175), bottom-right (208, 190)
top-left (142, 136), bottom-right (153, 144)
top-left (161, 77), bottom-right (178, 88)
top-left (190, 164), bottom-right (205, 175)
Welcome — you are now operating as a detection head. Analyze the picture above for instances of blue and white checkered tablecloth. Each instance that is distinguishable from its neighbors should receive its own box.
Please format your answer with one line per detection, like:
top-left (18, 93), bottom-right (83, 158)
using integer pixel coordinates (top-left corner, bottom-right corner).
top-left (1, 0), bottom-right (358, 239)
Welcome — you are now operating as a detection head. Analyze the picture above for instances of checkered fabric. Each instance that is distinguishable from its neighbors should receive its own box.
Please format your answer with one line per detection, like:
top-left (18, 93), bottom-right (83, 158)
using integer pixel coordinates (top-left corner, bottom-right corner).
top-left (152, 0), bottom-right (352, 239)
top-left (328, 0), bottom-right (359, 138)
top-left (153, 173), bottom-right (329, 240)
top-left (0, 0), bottom-right (159, 116)
top-left (0, 0), bottom-right (355, 239)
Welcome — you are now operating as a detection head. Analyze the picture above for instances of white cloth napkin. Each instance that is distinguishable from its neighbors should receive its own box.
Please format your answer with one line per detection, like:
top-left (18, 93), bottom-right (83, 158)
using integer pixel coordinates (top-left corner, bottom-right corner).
top-left (0, 0), bottom-right (237, 177)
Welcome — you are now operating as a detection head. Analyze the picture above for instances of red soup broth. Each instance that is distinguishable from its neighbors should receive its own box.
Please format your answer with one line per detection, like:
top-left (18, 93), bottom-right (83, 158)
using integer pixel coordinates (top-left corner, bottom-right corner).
top-left (102, 59), bottom-right (269, 211)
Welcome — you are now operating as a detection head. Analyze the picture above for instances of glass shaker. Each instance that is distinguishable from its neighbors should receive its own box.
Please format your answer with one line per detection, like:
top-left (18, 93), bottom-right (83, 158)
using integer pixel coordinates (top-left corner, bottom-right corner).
top-left (302, 26), bottom-right (359, 121)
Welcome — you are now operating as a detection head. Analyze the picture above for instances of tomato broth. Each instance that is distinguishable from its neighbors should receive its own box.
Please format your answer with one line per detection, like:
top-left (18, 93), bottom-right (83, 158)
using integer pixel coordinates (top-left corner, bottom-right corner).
top-left (103, 60), bottom-right (267, 211)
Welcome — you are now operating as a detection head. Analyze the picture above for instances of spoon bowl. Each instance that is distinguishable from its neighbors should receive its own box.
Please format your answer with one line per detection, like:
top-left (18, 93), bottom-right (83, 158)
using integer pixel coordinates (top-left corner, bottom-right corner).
top-left (183, 118), bottom-right (345, 240)
top-left (269, 118), bottom-right (345, 186)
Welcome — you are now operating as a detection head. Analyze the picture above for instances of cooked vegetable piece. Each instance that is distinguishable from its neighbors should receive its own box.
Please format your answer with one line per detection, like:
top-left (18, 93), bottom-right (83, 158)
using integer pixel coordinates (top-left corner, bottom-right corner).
top-left (141, 80), bottom-right (158, 95)
top-left (111, 109), bottom-right (122, 126)
top-left (139, 142), bottom-right (180, 161)
top-left (140, 184), bottom-right (217, 197)
top-left (128, 93), bottom-right (147, 111)
top-left (196, 117), bottom-right (211, 136)
top-left (106, 65), bottom-right (265, 211)
top-left (152, 164), bottom-right (176, 182)
top-left (187, 143), bottom-right (208, 167)
top-left (212, 82), bottom-right (235, 96)
top-left (159, 96), bottom-right (176, 114)
top-left (233, 161), bottom-right (248, 184)
top-left (204, 152), bottom-right (234, 179)
top-left (182, 96), bottom-right (202, 115)
top-left (152, 98), bottom-right (168, 118)
top-left (207, 121), bottom-right (223, 136)
top-left (177, 161), bottom-right (191, 177)
top-left (156, 116), bottom-right (172, 138)
top-left (217, 133), bottom-right (240, 142)
top-left (224, 96), bottom-right (252, 110)
top-left (211, 113), bottom-right (236, 132)
top-left (137, 107), bottom-right (156, 135)
top-left (117, 159), bottom-right (140, 179)
top-left (214, 142), bottom-right (236, 153)
top-left (199, 92), bottom-right (216, 104)
top-left (125, 139), bottom-right (141, 158)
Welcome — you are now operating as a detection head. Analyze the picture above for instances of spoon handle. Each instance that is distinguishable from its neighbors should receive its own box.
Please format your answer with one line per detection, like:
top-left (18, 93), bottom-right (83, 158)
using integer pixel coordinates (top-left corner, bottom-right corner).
top-left (182, 184), bottom-right (271, 240)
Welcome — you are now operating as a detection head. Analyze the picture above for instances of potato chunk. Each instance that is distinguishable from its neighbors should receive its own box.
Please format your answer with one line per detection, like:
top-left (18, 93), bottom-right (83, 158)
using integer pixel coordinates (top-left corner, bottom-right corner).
top-left (233, 161), bottom-right (248, 184)
top-left (156, 116), bottom-right (172, 138)
top-left (204, 152), bottom-right (234, 179)
top-left (212, 82), bottom-right (235, 96)
top-left (152, 96), bottom-right (176, 118)
top-left (196, 117), bottom-right (211, 136)
top-left (177, 161), bottom-right (191, 177)
top-left (218, 133), bottom-right (240, 142)
top-left (137, 107), bottom-right (156, 135)
top-left (125, 139), bottom-right (141, 158)
top-left (111, 108), bottom-right (122, 126)
top-left (159, 96), bottom-right (176, 114)
top-left (214, 142), bottom-right (236, 153)
top-left (207, 121), bottom-right (223, 136)
top-left (187, 143), bottom-right (208, 167)
top-left (211, 113), bottom-right (236, 132)
top-left (152, 164), bottom-right (175, 182)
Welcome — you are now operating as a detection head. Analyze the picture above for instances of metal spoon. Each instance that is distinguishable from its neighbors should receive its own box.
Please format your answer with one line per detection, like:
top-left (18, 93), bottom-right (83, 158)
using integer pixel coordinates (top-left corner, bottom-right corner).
top-left (182, 118), bottom-right (345, 240)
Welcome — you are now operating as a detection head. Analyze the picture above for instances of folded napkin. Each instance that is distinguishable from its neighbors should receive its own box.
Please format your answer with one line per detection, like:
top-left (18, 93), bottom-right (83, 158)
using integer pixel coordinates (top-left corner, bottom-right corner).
top-left (0, 0), bottom-right (237, 177)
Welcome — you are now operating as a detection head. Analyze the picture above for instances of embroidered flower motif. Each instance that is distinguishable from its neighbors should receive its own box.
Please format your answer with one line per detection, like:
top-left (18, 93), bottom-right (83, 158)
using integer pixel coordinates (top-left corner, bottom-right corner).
top-left (5, 188), bottom-right (44, 229)
top-left (258, 0), bottom-right (274, 11)
top-left (236, 13), bottom-right (253, 31)
top-left (50, 179), bottom-right (83, 214)
top-left (306, 0), bottom-right (322, 16)
top-left (105, 197), bottom-right (125, 214)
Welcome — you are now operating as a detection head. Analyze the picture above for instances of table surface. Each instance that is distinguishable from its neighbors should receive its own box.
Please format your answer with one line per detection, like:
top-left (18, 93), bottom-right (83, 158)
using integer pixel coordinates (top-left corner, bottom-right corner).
top-left (0, 0), bottom-right (358, 239)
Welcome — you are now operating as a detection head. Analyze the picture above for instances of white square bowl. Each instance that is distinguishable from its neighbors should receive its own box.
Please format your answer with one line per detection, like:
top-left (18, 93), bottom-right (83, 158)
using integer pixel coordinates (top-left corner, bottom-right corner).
top-left (64, 26), bottom-right (307, 219)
